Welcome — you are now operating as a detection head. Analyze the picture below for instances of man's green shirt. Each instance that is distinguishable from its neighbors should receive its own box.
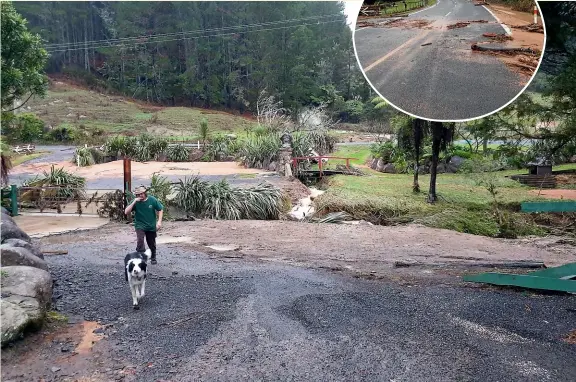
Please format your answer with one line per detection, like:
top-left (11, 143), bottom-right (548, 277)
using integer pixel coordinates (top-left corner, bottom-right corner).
top-left (132, 196), bottom-right (163, 232)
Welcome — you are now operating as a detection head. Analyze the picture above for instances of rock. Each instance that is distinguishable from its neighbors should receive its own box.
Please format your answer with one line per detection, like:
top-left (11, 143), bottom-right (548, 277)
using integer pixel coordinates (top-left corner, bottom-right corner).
top-left (51, 367), bottom-right (61, 373)
top-left (1, 266), bottom-right (53, 347)
top-left (570, 155), bottom-right (576, 163)
top-left (449, 155), bottom-right (465, 168)
top-left (436, 163), bottom-right (447, 173)
top-left (382, 163), bottom-right (397, 173)
top-left (446, 163), bottom-right (459, 173)
top-left (369, 158), bottom-right (378, 170)
top-left (375, 158), bottom-right (385, 172)
top-left (0, 217), bottom-right (31, 243)
top-left (268, 161), bottom-right (278, 172)
top-left (1, 207), bottom-right (10, 216)
top-left (3, 239), bottom-right (44, 260)
top-left (0, 245), bottom-right (48, 271)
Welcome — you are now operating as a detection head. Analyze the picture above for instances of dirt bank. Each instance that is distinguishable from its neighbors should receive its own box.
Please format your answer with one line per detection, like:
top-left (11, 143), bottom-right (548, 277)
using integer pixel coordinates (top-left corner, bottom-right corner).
top-left (40, 220), bottom-right (576, 282)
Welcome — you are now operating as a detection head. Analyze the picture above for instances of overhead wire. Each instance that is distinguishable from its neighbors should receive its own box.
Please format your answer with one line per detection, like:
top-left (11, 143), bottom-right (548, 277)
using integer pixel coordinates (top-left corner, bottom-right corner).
top-left (44, 13), bottom-right (346, 52)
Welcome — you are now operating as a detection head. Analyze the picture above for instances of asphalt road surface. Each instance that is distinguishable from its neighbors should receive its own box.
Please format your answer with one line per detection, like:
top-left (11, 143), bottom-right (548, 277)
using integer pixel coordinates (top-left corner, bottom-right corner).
top-left (4, 232), bottom-right (575, 381)
top-left (354, 0), bottom-right (525, 121)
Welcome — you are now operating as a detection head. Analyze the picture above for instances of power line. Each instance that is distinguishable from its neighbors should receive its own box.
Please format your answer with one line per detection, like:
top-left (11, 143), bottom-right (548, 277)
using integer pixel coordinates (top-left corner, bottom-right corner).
top-left (45, 18), bottom-right (346, 54)
top-left (44, 13), bottom-right (345, 50)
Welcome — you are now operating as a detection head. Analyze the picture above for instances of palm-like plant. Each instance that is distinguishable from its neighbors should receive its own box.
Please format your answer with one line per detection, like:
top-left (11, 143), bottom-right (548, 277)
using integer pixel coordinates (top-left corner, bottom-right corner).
top-left (167, 144), bottom-right (190, 162)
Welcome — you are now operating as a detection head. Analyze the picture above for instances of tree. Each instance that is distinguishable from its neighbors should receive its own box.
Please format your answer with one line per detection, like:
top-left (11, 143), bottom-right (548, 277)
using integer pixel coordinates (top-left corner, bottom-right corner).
top-left (428, 122), bottom-right (454, 203)
top-left (412, 118), bottom-right (428, 193)
top-left (1, 1), bottom-right (48, 113)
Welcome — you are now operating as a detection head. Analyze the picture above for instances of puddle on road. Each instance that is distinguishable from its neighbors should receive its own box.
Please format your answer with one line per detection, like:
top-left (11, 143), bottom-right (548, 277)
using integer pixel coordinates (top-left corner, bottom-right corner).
top-left (205, 244), bottom-right (240, 252)
top-left (157, 235), bottom-right (197, 244)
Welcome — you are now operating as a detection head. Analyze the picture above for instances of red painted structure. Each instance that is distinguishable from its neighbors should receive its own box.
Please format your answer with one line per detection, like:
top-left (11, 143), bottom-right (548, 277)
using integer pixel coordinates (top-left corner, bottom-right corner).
top-left (291, 156), bottom-right (355, 177)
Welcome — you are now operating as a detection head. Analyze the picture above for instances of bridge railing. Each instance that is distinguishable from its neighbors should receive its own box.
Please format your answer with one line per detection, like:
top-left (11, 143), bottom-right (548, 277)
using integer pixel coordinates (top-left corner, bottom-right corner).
top-left (292, 156), bottom-right (356, 177)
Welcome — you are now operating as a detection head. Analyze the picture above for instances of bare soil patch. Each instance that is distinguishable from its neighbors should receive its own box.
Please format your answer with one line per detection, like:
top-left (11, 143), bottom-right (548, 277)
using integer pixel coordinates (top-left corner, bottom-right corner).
top-left (11, 159), bottom-right (264, 181)
top-left (529, 189), bottom-right (576, 200)
top-left (40, 220), bottom-right (576, 282)
top-left (1, 319), bottom-right (112, 382)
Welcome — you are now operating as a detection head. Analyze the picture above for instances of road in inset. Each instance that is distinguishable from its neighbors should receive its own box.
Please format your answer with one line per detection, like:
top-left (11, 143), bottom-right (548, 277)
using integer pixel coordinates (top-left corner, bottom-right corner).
top-left (354, 0), bottom-right (538, 121)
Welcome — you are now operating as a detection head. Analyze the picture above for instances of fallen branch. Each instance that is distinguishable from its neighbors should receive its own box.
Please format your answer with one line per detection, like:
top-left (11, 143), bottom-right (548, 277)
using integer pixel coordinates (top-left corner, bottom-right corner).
top-left (471, 44), bottom-right (537, 55)
top-left (42, 250), bottom-right (69, 255)
top-left (510, 23), bottom-right (544, 33)
top-left (483, 32), bottom-right (513, 42)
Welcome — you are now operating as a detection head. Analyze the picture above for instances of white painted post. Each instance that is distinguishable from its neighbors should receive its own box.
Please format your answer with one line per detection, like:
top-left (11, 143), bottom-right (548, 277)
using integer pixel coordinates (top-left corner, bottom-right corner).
top-left (533, 5), bottom-right (538, 24)
top-left (197, 140), bottom-right (200, 149)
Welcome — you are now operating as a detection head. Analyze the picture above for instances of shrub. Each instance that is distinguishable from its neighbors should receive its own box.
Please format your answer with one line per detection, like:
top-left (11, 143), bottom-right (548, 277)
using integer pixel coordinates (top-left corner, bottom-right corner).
top-left (167, 144), bottom-right (190, 162)
top-left (149, 172), bottom-right (172, 219)
top-left (206, 135), bottom-right (239, 161)
top-left (307, 130), bottom-right (337, 155)
top-left (239, 133), bottom-right (280, 169)
top-left (72, 147), bottom-right (95, 167)
top-left (173, 176), bottom-right (282, 220)
top-left (22, 166), bottom-right (86, 211)
top-left (11, 113), bottom-right (44, 142)
top-left (49, 125), bottom-right (77, 142)
top-left (72, 146), bottom-right (107, 167)
top-left (199, 118), bottom-right (210, 145)
top-left (370, 141), bottom-right (396, 162)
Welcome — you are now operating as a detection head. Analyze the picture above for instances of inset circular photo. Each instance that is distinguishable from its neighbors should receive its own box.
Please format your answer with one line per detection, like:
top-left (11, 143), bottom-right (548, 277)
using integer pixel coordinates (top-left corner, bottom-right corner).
top-left (353, 0), bottom-right (545, 121)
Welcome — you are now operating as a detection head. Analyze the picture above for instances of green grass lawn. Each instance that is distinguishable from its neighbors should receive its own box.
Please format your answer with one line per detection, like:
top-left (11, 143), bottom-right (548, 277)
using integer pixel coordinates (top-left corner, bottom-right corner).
top-left (314, 163), bottom-right (576, 238)
top-left (381, 0), bottom-right (437, 15)
top-left (330, 145), bottom-right (372, 166)
top-left (10, 152), bottom-right (47, 166)
top-left (26, 83), bottom-right (257, 141)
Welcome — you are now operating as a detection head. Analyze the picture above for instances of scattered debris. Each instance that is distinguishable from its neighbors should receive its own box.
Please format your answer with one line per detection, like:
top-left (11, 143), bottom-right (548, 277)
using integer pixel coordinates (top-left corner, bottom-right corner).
top-left (511, 23), bottom-right (544, 33)
top-left (483, 32), bottom-right (513, 42)
top-left (447, 22), bottom-right (470, 30)
top-left (447, 20), bottom-right (490, 29)
top-left (311, 211), bottom-right (353, 224)
top-left (43, 250), bottom-right (69, 255)
top-left (474, 0), bottom-right (488, 5)
top-left (564, 330), bottom-right (576, 345)
top-left (356, 21), bottom-right (377, 28)
top-left (421, 42), bottom-right (432, 46)
top-left (471, 44), bottom-right (537, 55)
top-left (382, 18), bottom-right (433, 29)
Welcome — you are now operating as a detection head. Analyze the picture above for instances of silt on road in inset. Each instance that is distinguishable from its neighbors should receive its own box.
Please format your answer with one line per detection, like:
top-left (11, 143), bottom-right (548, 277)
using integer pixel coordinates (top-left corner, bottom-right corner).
top-left (354, 0), bottom-right (545, 121)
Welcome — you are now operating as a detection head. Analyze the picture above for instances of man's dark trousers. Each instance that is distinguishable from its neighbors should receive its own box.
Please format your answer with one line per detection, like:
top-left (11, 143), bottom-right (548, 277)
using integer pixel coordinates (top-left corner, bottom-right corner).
top-left (136, 229), bottom-right (157, 260)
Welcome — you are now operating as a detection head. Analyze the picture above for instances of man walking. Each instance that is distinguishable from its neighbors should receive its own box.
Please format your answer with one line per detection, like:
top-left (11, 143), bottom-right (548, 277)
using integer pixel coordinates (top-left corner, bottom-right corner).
top-left (124, 186), bottom-right (163, 264)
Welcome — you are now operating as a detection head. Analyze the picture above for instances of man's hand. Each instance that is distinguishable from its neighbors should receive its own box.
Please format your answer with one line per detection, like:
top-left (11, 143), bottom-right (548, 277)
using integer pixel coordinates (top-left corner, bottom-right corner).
top-left (156, 221), bottom-right (162, 231)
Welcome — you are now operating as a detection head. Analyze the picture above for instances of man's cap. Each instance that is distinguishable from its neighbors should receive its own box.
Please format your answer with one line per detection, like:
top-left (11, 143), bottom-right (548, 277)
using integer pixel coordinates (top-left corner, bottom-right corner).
top-left (134, 186), bottom-right (147, 194)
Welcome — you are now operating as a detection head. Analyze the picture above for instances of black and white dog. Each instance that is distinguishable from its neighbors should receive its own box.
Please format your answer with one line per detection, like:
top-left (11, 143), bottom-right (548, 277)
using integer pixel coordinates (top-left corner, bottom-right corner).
top-left (124, 249), bottom-right (151, 309)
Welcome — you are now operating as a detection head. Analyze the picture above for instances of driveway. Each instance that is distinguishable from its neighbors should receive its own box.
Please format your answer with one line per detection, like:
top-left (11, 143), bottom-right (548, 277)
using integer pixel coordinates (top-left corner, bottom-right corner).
top-left (2, 223), bottom-right (575, 381)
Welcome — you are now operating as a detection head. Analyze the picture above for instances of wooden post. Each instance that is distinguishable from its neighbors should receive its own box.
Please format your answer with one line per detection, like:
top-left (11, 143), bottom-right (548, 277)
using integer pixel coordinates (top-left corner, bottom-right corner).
top-left (318, 156), bottom-right (323, 178)
top-left (10, 184), bottom-right (18, 216)
top-left (123, 157), bottom-right (132, 223)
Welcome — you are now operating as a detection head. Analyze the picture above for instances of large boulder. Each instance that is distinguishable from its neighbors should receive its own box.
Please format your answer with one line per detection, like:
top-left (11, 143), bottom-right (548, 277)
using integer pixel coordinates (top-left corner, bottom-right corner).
top-left (369, 158), bottom-right (378, 170)
top-left (382, 163), bottom-right (397, 174)
top-left (449, 155), bottom-right (466, 168)
top-left (3, 238), bottom-right (44, 260)
top-left (1, 215), bottom-right (31, 243)
top-left (375, 158), bottom-right (385, 172)
top-left (0, 245), bottom-right (48, 271)
top-left (1, 266), bottom-right (53, 347)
